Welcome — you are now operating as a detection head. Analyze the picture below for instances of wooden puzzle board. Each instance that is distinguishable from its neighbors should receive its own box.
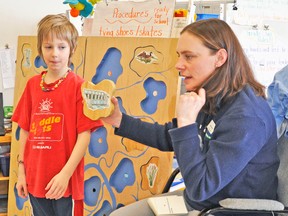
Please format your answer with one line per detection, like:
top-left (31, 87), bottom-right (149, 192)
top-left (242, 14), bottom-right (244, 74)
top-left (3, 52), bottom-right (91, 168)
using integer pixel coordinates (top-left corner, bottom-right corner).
top-left (83, 37), bottom-right (178, 215)
top-left (8, 36), bottom-right (179, 216)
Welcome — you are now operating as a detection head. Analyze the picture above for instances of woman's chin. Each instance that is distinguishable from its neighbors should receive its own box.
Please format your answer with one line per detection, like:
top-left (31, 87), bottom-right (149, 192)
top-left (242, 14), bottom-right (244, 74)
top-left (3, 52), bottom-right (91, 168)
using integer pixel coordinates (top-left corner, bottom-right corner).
top-left (184, 85), bottom-right (197, 92)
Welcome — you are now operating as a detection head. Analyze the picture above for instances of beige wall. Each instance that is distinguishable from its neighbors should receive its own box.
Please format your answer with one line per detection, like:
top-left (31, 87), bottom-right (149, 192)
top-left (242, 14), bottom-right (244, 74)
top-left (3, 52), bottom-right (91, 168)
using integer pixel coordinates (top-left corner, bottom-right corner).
top-left (0, 0), bottom-right (81, 106)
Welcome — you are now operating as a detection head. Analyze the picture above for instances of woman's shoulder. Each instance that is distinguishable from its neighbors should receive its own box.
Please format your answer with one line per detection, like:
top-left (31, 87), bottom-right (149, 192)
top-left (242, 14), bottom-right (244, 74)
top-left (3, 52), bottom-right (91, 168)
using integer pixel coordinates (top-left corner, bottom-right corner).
top-left (225, 85), bottom-right (275, 123)
top-left (240, 85), bottom-right (269, 109)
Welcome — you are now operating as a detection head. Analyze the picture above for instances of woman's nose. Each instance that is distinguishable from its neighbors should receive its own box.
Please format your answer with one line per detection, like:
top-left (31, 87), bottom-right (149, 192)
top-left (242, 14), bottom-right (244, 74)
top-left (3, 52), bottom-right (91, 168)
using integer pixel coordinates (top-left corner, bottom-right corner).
top-left (175, 60), bottom-right (184, 74)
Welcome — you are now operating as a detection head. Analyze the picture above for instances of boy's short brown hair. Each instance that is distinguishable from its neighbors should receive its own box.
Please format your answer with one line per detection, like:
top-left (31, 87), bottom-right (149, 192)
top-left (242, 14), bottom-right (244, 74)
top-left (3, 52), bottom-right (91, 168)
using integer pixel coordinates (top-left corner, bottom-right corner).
top-left (37, 14), bottom-right (78, 66)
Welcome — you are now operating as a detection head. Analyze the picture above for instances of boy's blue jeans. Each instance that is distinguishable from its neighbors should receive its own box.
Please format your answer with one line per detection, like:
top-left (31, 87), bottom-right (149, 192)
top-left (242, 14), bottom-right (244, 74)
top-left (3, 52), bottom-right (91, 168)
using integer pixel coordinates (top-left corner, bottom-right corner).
top-left (29, 193), bottom-right (73, 216)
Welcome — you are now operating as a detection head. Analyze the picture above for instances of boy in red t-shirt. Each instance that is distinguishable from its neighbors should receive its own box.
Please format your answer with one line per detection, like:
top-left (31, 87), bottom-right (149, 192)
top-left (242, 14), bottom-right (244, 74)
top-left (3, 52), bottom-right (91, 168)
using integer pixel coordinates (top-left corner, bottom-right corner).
top-left (12, 14), bottom-right (103, 216)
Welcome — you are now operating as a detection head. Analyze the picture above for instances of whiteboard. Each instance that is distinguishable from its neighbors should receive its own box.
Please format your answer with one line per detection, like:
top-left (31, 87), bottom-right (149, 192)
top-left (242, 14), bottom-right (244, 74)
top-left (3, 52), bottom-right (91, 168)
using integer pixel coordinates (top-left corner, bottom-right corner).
top-left (225, 0), bottom-right (288, 88)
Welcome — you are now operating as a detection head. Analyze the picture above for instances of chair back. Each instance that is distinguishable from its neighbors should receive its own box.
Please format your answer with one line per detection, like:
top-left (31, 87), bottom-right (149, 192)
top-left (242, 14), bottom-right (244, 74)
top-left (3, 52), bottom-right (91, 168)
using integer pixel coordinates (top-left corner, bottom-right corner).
top-left (276, 119), bottom-right (288, 206)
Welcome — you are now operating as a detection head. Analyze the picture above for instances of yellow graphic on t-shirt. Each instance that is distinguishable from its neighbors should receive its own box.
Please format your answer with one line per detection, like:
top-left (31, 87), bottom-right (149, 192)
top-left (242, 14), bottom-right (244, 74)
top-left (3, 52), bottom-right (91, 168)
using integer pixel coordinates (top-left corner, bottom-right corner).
top-left (29, 113), bottom-right (64, 142)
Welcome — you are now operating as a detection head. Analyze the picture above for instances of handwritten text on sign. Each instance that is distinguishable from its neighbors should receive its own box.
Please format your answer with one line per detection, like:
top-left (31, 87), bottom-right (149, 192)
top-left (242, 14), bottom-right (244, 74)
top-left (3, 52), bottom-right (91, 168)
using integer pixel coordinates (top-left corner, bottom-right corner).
top-left (92, 0), bottom-right (175, 37)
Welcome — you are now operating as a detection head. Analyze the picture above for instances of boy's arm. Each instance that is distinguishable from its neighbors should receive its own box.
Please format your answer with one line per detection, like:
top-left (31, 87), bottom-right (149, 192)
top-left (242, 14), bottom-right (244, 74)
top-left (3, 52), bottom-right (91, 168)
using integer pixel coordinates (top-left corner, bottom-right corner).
top-left (45, 130), bottom-right (91, 200)
top-left (61, 130), bottom-right (91, 177)
top-left (16, 128), bottom-right (29, 198)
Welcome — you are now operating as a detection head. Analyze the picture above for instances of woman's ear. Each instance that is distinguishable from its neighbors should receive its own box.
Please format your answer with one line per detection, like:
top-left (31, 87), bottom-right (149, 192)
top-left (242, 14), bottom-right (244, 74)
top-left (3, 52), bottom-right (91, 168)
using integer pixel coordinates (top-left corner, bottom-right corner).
top-left (215, 48), bottom-right (228, 68)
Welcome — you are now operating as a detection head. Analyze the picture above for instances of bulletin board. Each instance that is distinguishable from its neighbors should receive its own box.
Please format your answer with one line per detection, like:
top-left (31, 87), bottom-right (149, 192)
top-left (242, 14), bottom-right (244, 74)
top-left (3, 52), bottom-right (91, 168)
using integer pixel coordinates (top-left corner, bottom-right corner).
top-left (8, 36), bottom-right (179, 216)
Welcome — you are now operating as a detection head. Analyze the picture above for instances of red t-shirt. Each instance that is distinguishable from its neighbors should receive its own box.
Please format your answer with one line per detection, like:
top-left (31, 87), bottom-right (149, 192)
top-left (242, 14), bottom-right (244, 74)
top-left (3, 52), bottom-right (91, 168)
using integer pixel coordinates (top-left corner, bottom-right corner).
top-left (12, 71), bottom-right (103, 200)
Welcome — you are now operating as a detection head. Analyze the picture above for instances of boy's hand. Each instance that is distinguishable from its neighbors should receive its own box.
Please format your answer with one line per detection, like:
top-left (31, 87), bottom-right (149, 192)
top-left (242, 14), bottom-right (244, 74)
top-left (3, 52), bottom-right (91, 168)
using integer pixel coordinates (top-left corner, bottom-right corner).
top-left (45, 171), bottom-right (70, 200)
top-left (16, 166), bottom-right (28, 198)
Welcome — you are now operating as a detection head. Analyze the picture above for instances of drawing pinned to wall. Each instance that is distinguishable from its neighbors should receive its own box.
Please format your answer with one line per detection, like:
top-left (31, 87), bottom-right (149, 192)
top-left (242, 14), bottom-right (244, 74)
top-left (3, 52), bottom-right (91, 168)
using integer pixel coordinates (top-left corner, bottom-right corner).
top-left (0, 47), bottom-right (15, 89)
top-left (91, 0), bottom-right (175, 37)
top-left (226, 0), bottom-right (288, 87)
top-left (0, 45), bottom-right (16, 107)
top-left (229, 22), bottom-right (288, 87)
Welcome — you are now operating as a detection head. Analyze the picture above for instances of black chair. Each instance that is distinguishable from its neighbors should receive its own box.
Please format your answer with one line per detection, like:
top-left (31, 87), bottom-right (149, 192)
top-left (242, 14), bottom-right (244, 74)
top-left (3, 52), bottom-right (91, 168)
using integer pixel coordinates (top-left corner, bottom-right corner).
top-left (162, 167), bottom-right (181, 193)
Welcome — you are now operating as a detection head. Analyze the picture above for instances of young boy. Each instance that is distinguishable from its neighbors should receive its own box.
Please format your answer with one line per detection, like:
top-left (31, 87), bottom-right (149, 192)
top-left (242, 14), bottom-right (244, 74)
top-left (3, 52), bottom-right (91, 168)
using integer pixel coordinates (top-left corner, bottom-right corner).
top-left (12, 14), bottom-right (103, 216)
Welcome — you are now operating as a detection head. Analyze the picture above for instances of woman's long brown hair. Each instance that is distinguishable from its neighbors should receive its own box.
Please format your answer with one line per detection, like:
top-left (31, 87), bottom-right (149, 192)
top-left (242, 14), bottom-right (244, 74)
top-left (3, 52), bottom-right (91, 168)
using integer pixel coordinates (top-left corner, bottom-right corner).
top-left (181, 18), bottom-right (265, 114)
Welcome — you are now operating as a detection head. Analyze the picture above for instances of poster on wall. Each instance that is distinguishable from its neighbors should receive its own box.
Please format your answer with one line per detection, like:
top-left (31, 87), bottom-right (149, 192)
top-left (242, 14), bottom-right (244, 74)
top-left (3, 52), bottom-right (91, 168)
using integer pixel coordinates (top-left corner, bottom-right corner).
top-left (0, 48), bottom-right (15, 89)
top-left (225, 0), bottom-right (288, 87)
top-left (91, 0), bottom-right (175, 37)
top-left (230, 22), bottom-right (288, 88)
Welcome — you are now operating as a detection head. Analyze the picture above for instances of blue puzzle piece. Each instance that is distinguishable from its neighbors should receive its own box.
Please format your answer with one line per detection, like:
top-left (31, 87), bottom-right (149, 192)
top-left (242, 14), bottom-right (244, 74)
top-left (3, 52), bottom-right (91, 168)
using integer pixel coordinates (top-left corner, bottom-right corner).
top-left (84, 176), bottom-right (101, 206)
top-left (89, 127), bottom-right (108, 158)
top-left (109, 158), bottom-right (135, 193)
top-left (94, 200), bottom-right (113, 216)
top-left (92, 47), bottom-right (123, 85)
top-left (141, 77), bottom-right (166, 114)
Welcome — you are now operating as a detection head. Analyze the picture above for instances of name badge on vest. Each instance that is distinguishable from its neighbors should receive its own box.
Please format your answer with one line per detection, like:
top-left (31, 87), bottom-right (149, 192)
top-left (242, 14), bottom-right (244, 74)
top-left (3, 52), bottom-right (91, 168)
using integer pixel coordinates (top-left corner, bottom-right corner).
top-left (205, 120), bottom-right (215, 140)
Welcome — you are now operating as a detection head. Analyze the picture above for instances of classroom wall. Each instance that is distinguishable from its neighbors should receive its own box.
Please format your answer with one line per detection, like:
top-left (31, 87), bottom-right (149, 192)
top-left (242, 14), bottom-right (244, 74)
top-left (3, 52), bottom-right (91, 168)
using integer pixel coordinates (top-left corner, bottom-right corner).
top-left (0, 0), bottom-right (76, 106)
top-left (3, 0), bottom-right (287, 104)
top-left (0, 0), bottom-right (189, 106)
